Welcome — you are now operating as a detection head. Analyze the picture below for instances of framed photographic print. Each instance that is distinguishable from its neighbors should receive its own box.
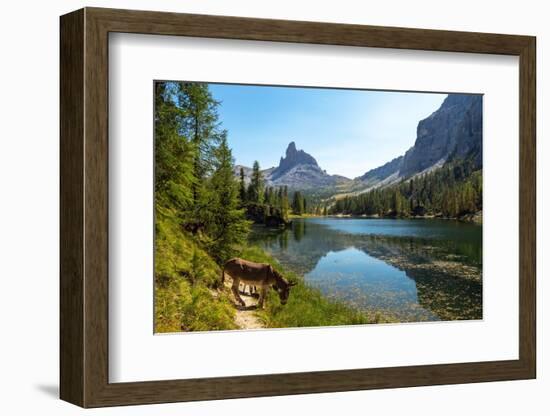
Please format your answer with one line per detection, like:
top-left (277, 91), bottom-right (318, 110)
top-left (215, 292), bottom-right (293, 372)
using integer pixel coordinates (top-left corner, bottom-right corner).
top-left (60, 7), bottom-right (536, 408)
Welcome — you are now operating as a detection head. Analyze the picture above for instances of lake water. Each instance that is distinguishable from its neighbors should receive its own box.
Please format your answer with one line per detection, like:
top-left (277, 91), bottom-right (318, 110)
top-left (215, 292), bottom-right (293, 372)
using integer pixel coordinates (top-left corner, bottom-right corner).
top-left (249, 218), bottom-right (482, 322)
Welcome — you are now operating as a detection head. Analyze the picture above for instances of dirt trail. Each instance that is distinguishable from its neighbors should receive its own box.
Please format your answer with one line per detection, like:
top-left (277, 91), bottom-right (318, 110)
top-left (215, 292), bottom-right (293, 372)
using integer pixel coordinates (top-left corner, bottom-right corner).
top-left (223, 279), bottom-right (264, 330)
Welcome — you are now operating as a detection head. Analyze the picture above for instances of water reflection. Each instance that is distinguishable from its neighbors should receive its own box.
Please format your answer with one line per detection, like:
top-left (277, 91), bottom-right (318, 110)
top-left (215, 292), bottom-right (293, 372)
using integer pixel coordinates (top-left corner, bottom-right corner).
top-left (249, 218), bottom-right (482, 322)
top-left (307, 247), bottom-right (438, 321)
top-left (293, 219), bottom-right (306, 242)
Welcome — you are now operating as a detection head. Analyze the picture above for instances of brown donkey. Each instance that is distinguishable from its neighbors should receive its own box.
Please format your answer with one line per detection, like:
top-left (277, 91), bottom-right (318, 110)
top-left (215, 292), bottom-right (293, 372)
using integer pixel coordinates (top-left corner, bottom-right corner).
top-left (221, 258), bottom-right (296, 308)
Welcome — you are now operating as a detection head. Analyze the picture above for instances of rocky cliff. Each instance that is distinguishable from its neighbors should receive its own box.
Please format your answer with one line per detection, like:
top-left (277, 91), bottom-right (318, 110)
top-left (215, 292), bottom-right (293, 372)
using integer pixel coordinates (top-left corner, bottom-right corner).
top-left (399, 94), bottom-right (482, 177)
top-left (356, 94), bottom-right (482, 190)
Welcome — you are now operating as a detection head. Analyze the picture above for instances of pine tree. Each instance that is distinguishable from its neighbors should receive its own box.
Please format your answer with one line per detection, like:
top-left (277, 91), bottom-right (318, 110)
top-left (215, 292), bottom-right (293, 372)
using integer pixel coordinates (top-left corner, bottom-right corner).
top-left (173, 82), bottom-right (223, 199)
top-left (154, 82), bottom-right (195, 212)
top-left (267, 187), bottom-right (276, 206)
top-left (292, 191), bottom-right (305, 215)
top-left (393, 190), bottom-right (402, 215)
top-left (208, 136), bottom-right (250, 262)
top-left (239, 167), bottom-right (246, 204)
top-left (168, 82), bottom-right (226, 232)
top-left (462, 182), bottom-right (477, 213)
top-left (282, 186), bottom-right (290, 220)
top-left (248, 161), bottom-right (264, 204)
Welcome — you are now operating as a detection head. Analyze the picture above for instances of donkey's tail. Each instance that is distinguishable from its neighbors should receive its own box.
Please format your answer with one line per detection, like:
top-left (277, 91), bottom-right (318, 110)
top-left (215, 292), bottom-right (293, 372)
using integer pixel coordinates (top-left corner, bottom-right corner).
top-left (221, 264), bottom-right (226, 284)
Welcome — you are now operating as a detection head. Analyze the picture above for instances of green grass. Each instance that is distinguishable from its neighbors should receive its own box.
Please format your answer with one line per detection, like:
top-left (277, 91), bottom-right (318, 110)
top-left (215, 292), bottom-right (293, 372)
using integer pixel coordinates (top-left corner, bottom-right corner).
top-left (240, 246), bottom-right (394, 328)
top-left (154, 208), bottom-right (236, 333)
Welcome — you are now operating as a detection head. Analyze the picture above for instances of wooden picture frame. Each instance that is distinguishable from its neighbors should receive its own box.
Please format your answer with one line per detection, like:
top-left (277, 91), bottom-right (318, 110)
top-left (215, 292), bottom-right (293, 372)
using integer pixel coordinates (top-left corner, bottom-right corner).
top-left (60, 7), bottom-right (536, 408)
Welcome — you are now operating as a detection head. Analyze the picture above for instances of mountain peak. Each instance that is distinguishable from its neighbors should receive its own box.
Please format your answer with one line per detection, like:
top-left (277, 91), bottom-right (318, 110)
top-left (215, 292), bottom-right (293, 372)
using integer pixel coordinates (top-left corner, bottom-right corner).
top-left (235, 142), bottom-right (351, 191)
top-left (271, 142), bottom-right (318, 180)
top-left (286, 141), bottom-right (297, 155)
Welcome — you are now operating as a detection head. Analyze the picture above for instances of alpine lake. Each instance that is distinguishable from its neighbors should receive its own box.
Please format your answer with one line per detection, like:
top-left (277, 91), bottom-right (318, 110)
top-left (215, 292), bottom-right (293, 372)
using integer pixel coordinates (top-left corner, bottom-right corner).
top-left (249, 217), bottom-right (482, 323)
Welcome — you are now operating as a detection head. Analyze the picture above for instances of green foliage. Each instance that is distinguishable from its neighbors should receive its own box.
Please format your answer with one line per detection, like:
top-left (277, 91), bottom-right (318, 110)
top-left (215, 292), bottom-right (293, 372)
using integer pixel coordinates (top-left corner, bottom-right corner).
top-left (162, 81), bottom-right (228, 233)
top-left (154, 82), bottom-right (195, 211)
top-left (206, 136), bottom-right (251, 263)
top-left (154, 210), bottom-right (235, 332)
top-left (240, 161), bottom-right (290, 226)
top-left (155, 278), bottom-right (236, 332)
top-left (292, 191), bottom-right (306, 215)
top-left (174, 82), bottom-right (224, 181)
top-left (154, 81), bottom-right (249, 332)
top-left (238, 167), bottom-right (247, 204)
top-left (240, 246), bottom-right (393, 327)
top-left (281, 186), bottom-right (289, 218)
top-left (331, 159), bottom-right (482, 219)
top-left (247, 161), bottom-right (264, 204)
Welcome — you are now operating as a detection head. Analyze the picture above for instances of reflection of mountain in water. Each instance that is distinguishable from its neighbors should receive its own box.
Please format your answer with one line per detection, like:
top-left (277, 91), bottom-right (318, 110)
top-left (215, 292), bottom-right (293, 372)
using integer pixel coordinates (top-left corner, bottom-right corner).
top-left (249, 219), bottom-right (482, 321)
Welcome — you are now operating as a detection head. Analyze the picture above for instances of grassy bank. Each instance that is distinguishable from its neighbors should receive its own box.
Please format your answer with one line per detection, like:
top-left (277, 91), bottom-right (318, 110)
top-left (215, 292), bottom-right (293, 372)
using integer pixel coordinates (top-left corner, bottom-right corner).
top-left (154, 209), bottom-right (237, 333)
top-left (240, 246), bottom-right (393, 328)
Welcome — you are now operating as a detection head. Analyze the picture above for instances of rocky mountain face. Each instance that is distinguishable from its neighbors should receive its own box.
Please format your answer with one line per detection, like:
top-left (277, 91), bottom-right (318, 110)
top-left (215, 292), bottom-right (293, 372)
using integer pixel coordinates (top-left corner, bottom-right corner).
top-left (236, 142), bottom-right (351, 191)
top-left (399, 94), bottom-right (482, 177)
top-left (355, 94), bottom-right (482, 190)
top-left (357, 155), bottom-right (403, 187)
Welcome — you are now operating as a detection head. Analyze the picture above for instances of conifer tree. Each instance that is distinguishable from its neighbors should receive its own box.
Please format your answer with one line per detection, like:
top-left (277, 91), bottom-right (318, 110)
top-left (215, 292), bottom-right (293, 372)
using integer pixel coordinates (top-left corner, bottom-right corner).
top-left (282, 186), bottom-right (290, 219)
top-left (169, 82), bottom-right (226, 232)
top-left (292, 191), bottom-right (305, 215)
top-left (208, 136), bottom-right (250, 262)
top-left (248, 161), bottom-right (264, 204)
top-left (154, 82), bottom-right (195, 212)
top-left (239, 167), bottom-right (247, 204)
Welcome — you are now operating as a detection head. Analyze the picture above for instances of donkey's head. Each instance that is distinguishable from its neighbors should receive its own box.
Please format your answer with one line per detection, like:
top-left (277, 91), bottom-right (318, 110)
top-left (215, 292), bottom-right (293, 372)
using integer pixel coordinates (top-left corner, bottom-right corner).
top-left (271, 268), bottom-right (297, 305)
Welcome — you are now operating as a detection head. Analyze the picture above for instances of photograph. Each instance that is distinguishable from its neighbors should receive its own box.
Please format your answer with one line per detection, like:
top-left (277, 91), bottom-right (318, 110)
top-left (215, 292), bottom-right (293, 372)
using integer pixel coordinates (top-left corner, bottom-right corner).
top-left (154, 81), bottom-right (483, 332)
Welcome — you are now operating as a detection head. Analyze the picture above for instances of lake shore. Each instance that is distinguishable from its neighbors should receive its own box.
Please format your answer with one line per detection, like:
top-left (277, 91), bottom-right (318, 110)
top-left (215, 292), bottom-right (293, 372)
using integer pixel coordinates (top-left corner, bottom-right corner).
top-left (320, 211), bottom-right (483, 224)
top-left (285, 211), bottom-right (483, 226)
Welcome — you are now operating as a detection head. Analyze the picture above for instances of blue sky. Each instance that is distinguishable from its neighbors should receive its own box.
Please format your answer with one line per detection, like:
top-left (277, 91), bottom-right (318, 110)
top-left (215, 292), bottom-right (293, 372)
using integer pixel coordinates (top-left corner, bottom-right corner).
top-left (210, 83), bottom-right (446, 179)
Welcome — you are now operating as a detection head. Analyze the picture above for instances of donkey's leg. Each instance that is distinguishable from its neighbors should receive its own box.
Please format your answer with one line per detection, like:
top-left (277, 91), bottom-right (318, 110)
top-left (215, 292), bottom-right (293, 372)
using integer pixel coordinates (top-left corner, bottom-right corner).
top-left (257, 286), bottom-right (267, 309)
top-left (232, 279), bottom-right (246, 306)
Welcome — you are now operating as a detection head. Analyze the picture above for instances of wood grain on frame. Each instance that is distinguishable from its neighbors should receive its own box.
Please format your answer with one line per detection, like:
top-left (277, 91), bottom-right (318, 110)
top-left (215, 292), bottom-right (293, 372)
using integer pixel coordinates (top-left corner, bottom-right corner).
top-left (60, 7), bottom-right (536, 408)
